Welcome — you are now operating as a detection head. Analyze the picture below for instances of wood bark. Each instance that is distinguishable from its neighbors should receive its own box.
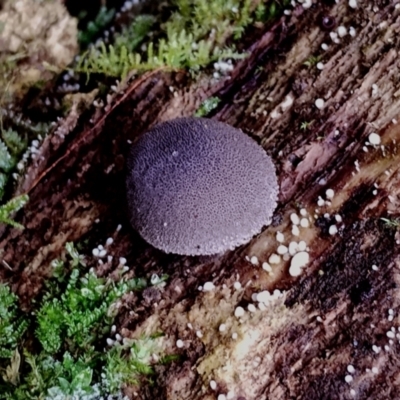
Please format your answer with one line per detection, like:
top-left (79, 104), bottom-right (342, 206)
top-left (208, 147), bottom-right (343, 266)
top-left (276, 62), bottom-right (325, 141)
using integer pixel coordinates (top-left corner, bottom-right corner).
top-left (2, 1), bottom-right (400, 399)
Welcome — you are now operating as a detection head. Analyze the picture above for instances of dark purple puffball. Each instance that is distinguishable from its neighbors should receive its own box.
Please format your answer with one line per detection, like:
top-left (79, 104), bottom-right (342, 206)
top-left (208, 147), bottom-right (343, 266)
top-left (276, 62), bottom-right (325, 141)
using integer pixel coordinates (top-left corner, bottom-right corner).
top-left (126, 117), bottom-right (278, 255)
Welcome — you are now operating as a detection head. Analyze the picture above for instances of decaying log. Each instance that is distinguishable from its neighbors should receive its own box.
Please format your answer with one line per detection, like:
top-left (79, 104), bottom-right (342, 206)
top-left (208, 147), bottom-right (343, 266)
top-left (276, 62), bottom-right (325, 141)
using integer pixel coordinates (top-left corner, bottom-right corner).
top-left (2, 1), bottom-right (400, 399)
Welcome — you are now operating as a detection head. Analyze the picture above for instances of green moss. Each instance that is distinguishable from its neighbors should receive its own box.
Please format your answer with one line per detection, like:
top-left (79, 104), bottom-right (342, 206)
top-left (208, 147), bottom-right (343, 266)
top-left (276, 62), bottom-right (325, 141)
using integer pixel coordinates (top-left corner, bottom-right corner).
top-left (194, 96), bottom-right (221, 117)
top-left (0, 242), bottom-right (167, 399)
top-left (75, 0), bottom-right (260, 78)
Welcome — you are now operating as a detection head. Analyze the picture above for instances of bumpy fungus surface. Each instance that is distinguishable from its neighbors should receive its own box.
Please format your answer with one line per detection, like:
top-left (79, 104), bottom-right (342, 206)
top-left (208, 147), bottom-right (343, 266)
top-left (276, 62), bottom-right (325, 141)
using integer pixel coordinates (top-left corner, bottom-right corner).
top-left (126, 117), bottom-right (278, 255)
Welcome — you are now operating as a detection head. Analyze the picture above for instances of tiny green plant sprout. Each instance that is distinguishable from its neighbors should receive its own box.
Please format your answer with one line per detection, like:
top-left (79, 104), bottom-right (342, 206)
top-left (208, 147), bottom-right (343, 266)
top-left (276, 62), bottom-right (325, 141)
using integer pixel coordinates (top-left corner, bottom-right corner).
top-left (126, 117), bottom-right (279, 256)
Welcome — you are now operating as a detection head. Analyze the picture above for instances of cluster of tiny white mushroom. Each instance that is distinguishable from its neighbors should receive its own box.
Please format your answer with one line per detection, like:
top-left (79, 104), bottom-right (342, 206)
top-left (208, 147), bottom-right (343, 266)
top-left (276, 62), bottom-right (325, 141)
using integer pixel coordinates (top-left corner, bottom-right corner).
top-left (344, 308), bottom-right (400, 398)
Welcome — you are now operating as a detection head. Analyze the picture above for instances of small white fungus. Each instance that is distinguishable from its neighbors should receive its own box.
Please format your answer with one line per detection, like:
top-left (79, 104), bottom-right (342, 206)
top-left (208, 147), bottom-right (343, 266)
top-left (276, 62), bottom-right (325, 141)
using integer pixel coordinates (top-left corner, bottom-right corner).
top-left (345, 375), bottom-right (353, 383)
top-left (203, 282), bottom-right (215, 291)
top-left (315, 98), bottom-right (325, 109)
top-left (289, 251), bottom-right (310, 277)
top-left (176, 339), bottom-right (184, 348)
top-left (372, 367), bottom-right (378, 374)
top-left (337, 26), bottom-right (347, 37)
top-left (234, 281), bottom-right (242, 290)
top-left (347, 365), bottom-right (355, 374)
top-left (234, 306), bottom-right (245, 318)
top-left (321, 43), bottom-right (329, 51)
top-left (298, 241), bottom-right (307, 251)
top-left (219, 324), bottom-right (227, 332)
top-left (329, 225), bottom-right (338, 235)
top-left (368, 133), bottom-right (381, 145)
top-left (290, 213), bottom-right (300, 225)
top-left (248, 304), bottom-right (257, 313)
top-left (218, 395), bottom-right (227, 400)
top-left (277, 245), bottom-right (288, 255)
top-left (300, 218), bottom-right (310, 228)
top-left (289, 241), bottom-right (299, 256)
top-left (269, 254), bottom-right (281, 264)
top-left (262, 262), bottom-right (272, 272)
top-left (326, 189), bottom-right (334, 199)
top-left (349, 0), bottom-right (357, 8)
top-left (232, 332), bottom-right (238, 340)
top-left (250, 256), bottom-right (259, 266)
top-left (276, 231), bottom-right (285, 242)
top-left (387, 331), bottom-right (395, 339)
top-left (210, 380), bottom-right (217, 390)
top-left (292, 225), bottom-right (300, 236)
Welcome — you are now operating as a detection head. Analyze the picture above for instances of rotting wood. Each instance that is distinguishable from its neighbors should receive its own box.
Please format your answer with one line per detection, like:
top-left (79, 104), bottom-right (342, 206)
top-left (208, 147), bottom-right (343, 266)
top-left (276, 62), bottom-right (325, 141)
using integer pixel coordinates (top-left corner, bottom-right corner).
top-left (2, 1), bottom-right (400, 399)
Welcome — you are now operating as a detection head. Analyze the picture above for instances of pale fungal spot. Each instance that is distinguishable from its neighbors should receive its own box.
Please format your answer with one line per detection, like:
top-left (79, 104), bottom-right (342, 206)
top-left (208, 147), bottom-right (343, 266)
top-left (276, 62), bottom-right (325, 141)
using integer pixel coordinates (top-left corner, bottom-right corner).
top-left (368, 132), bottom-right (381, 145)
top-left (326, 188), bottom-right (334, 199)
top-left (289, 241), bottom-right (299, 255)
top-left (347, 365), bottom-right (355, 374)
top-left (300, 208), bottom-right (307, 216)
top-left (176, 339), bottom-right (184, 348)
top-left (277, 245), bottom-right (288, 255)
top-left (321, 43), bottom-right (329, 51)
top-left (234, 306), bottom-right (245, 318)
top-left (250, 256), bottom-right (259, 266)
top-left (387, 331), bottom-right (395, 339)
top-left (329, 225), bottom-right (338, 235)
top-left (248, 304), bottom-right (257, 313)
top-left (292, 225), bottom-right (300, 236)
top-left (262, 262), bottom-right (272, 272)
top-left (337, 26), bottom-right (347, 37)
top-left (281, 94), bottom-right (294, 111)
top-left (302, 0), bottom-right (312, 9)
top-left (372, 265), bottom-right (379, 271)
top-left (290, 213), bottom-right (300, 225)
top-left (300, 218), bottom-right (310, 228)
top-left (210, 380), bottom-right (217, 390)
top-left (372, 367), bottom-right (379, 374)
top-left (315, 98), bottom-right (325, 109)
top-left (316, 62), bottom-right (324, 70)
top-left (234, 281), bottom-right (242, 290)
top-left (349, 26), bottom-right (356, 37)
top-left (217, 394), bottom-right (227, 400)
top-left (227, 391), bottom-right (235, 400)
top-left (298, 241), bottom-right (307, 251)
top-left (289, 251), bottom-right (310, 277)
top-left (187, 323), bottom-right (193, 330)
top-left (99, 249), bottom-right (107, 258)
top-left (372, 345), bottom-right (381, 353)
top-left (345, 375), bottom-right (353, 383)
top-left (92, 248), bottom-right (100, 257)
top-left (231, 332), bottom-right (238, 340)
top-left (349, 0), bottom-right (357, 8)
top-left (269, 253), bottom-right (281, 264)
top-left (276, 231), bottom-right (285, 242)
top-left (219, 324), bottom-right (227, 332)
top-left (203, 282), bottom-right (215, 292)
top-left (317, 197), bottom-right (325, 207)
top-left (335, 214), bottom-right (342, 223)
top-left (196, 330), bottom-right (203, 338)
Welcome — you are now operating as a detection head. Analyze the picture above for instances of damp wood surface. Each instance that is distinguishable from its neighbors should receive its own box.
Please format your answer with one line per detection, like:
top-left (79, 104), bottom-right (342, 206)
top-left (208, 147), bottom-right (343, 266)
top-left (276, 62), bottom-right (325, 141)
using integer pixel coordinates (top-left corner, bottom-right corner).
top-left (2, 1), bottom-right (400, 399)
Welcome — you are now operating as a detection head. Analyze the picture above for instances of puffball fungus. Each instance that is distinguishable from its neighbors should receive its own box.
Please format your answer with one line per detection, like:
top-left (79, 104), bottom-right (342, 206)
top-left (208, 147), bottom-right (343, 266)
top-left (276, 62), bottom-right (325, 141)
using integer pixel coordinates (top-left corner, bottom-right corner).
top-left (126, 117), bottom-right (278, 256)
